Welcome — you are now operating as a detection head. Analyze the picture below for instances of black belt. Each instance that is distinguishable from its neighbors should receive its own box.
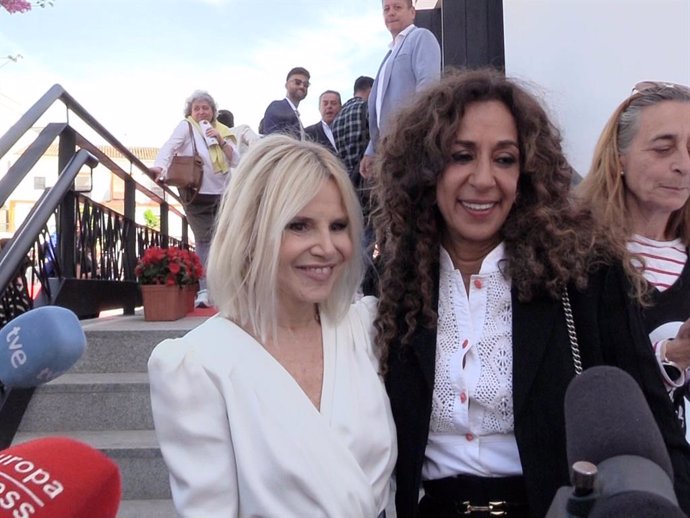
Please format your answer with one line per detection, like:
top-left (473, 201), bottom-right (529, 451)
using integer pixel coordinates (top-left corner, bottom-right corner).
top-left (421, 475), bottom-right (529, 517)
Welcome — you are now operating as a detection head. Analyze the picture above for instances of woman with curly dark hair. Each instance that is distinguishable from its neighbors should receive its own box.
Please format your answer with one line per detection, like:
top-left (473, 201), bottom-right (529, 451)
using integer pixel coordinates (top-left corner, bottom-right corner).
top-left (370, 68), bottom-right (690, 517)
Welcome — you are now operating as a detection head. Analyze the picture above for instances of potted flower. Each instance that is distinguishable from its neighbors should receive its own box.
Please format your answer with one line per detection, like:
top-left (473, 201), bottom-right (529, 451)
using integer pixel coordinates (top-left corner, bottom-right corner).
top-left (135, 246), bottom-right (203, 321)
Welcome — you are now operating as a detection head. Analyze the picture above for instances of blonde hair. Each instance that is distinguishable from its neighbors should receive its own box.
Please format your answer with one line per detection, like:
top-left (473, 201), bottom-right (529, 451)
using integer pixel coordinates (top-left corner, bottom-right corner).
top-left (577, 85), bottom-right (690, 302)
top-left (207, 135), bottom-right (363, 343)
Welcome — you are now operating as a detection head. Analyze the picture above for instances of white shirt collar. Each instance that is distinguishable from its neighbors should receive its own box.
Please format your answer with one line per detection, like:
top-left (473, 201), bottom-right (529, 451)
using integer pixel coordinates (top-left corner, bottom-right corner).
top-left (389, 23), bottom-right (416, 49)
top-left (321, 120), bottom-right (337, 150)
top-left (440, 242), bottom-right (507, 275)
top-left (284, 97), bottom-right (299, 113)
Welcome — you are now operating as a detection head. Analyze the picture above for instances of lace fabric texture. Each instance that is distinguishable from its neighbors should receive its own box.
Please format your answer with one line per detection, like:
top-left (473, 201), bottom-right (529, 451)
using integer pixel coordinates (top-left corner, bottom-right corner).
top-left (431, 250), bottom-right (514, 435)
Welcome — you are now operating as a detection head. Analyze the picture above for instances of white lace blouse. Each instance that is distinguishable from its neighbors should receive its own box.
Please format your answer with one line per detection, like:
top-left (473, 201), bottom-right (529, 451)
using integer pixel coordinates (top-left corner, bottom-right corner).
top-left (423, 243), bottom-right (523, 480)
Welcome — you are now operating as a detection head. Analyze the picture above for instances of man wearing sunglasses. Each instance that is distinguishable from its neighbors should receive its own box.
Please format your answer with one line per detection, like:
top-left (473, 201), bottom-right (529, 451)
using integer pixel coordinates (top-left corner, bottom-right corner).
top-left (262, 67), bottom-right (311, 139)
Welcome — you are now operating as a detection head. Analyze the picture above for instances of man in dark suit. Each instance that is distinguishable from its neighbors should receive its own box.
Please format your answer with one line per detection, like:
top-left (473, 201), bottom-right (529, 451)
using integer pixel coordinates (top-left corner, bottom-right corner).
top-left (305, 90), bottom-right (341, 155)
top-left (262, 67), bottom-right (311, 138)
top-left (360, 0), bottom-right (441, 177)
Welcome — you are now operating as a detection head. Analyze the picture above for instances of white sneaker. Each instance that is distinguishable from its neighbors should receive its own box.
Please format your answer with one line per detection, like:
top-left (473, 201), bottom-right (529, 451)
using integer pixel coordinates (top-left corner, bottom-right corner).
top-left (194, 289), bottom-right (210, 308)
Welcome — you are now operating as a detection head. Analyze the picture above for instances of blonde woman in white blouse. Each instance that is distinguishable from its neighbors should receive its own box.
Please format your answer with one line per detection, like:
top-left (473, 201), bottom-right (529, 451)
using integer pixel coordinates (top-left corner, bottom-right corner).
top-left (148, 135), bottom-right (396, 518)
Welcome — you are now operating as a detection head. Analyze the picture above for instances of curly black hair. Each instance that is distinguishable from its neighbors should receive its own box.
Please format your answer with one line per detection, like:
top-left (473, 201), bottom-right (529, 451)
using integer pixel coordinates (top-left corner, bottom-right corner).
top-left (371, 68), bottom-right (613, 365)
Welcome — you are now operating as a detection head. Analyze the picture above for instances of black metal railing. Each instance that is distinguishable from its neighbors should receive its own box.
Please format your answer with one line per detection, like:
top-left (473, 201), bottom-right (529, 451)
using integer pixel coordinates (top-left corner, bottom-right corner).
top-left (0, 84), bottom-right (195, 445)
top-left (0, 84), bottom-right (192, 320)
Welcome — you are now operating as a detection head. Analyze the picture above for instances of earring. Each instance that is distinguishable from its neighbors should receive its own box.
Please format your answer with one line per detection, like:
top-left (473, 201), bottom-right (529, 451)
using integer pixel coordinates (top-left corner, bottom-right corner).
top-left (620, 170), bottom-right (625, 176)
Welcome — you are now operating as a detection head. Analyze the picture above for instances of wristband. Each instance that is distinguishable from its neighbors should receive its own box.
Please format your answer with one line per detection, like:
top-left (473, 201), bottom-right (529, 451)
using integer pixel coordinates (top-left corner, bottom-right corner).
top-left (661, 360), bottom-right (686, 388)
top-left (660, 339), bottom-right (686, 388)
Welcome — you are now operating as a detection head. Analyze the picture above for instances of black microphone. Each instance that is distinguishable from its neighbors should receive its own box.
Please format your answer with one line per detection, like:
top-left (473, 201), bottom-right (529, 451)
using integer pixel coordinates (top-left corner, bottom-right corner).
top-left (565, 365), bottom-right (672, 477)
top-left (589, 491), bottom-right (686, 518)
top-left (545, 365), bottom-right (685, 517)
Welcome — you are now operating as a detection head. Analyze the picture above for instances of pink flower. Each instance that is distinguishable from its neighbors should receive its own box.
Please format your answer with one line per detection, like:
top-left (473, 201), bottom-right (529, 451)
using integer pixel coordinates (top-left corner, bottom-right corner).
top-left (0, 0), bottom-right (32, 13)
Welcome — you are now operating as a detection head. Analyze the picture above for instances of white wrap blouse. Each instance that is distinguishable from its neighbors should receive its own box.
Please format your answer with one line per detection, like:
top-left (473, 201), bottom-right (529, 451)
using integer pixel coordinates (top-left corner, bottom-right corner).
top-left (148, 297), bottom-right (397, 518)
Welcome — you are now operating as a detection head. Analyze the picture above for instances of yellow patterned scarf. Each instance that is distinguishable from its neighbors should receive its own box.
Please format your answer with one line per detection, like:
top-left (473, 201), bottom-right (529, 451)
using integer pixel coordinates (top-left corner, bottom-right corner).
top-left (186, 116), bottom-right (235, 174)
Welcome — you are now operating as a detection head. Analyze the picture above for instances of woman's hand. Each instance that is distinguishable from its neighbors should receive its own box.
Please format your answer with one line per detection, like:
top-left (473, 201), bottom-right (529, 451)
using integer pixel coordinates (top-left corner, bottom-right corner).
top-left (206, 126), bottom-right (223, 145)
top-left (359, 155), bottom-right (374, 178)
top-left (664, 318), bottom-right (690, 370)
top-left (149, 166), bottom-right (164, 182)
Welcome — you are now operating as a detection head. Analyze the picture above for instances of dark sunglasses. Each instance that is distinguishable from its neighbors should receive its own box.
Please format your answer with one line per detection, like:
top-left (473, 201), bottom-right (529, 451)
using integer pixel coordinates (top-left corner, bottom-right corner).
top-left (291, 79), bottom-right (310, 88)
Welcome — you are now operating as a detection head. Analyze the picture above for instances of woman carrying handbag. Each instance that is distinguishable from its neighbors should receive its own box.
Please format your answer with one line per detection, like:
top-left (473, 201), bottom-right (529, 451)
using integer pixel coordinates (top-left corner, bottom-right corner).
top-left (150, 90), bottom-right (239, 308)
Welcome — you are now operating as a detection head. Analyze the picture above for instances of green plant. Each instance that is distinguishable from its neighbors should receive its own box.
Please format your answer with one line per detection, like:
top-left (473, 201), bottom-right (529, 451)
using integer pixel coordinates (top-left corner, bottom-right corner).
top-left (143, 209), bottom-right (160, 230)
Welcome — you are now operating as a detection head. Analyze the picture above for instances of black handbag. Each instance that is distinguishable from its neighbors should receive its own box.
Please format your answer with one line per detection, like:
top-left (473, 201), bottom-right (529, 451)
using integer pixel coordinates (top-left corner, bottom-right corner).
top-left (165, 121), bottom-right (203, 204)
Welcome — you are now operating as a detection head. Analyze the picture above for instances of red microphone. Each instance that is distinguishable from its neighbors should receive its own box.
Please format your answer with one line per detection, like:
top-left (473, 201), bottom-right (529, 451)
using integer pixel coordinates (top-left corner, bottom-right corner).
top-left (0, 437), bottom-right (121, 518)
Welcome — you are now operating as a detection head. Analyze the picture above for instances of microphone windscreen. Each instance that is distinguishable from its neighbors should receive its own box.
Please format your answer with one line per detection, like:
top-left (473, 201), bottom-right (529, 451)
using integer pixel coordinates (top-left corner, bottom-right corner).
top-left (0, 436), bottom-right (121, 518)
top-left (564, 365), bottom-right (673, 479)
top-left (589, 490), bottom-right (687, 518)
top-left (0, 306), bottom-right (86, 388)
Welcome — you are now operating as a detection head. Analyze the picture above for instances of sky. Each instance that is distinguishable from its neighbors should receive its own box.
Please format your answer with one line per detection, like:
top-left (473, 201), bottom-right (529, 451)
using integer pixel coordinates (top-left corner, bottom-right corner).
top-left (0, 0), bottom-right (391, 147)
top-left (504, 0), bottom-right (690, 176)
top-left (0, 0), bottom-right (689, 176)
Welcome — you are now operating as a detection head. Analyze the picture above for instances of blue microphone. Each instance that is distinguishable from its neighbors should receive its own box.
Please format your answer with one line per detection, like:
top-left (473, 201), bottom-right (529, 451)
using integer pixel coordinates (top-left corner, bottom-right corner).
top-left (0, 306), bottom-right (86, 388)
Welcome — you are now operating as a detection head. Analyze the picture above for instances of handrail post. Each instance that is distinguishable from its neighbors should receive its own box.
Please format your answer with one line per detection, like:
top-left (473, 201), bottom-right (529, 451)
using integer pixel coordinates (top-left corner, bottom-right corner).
top-left (57, 128), bottom-right (76, 278)
top-left (182, 219), bottom-right (189, 246)
top-left (123, 176), bottom-right (137, 315)
top-left (123, 175), bottom-right (137, 279)
top-left (160, 202), bottom-right (169, 249)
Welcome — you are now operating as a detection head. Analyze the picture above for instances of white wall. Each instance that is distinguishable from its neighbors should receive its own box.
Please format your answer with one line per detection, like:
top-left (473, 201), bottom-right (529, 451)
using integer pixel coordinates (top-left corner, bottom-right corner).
top-left (504, 0), bottom-right (690, 177)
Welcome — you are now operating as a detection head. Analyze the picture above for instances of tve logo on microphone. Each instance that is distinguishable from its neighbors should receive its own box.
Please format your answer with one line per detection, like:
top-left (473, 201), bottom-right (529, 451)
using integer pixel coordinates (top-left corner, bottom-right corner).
top-left (0, 307), bottom-right (86, 389)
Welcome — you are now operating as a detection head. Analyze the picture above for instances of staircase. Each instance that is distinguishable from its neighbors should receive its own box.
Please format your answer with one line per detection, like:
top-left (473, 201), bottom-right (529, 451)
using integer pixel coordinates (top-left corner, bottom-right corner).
top-left (11, 312), bottom-right (211, 518)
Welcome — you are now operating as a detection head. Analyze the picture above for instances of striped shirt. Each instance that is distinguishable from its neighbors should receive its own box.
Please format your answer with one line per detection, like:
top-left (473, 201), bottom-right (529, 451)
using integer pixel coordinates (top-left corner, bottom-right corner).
top-left (628, 234), bottom-right (688, 291)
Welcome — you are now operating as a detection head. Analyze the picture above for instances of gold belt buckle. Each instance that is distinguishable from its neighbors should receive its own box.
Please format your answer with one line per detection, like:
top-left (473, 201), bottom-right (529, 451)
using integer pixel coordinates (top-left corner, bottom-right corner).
top-left (461, 500), bottom-right (508, 516)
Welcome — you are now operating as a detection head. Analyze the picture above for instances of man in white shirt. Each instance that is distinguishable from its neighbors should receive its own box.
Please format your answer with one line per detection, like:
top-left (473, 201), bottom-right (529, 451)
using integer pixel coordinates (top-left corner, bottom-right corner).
top-left (360, 0), bottom-right (441, 177)
top-left (305, 90), bottom-right (342, 155)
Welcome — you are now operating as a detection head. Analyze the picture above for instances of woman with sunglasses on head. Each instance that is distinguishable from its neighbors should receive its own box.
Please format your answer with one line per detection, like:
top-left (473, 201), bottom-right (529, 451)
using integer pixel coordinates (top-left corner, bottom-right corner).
top-left (371, 69), bottom-right (690, 517)
top-left (577, 80), bottom-right (690, 510)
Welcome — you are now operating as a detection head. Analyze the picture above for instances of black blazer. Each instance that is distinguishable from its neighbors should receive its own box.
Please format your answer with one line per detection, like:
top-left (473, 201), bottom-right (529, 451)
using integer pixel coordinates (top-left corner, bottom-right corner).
top-left (386, 263), bottom-right (690, 518)
top-left (262, 99), bottom-right (301, 138)
top-left (305, 121), bottom-right (338, 155)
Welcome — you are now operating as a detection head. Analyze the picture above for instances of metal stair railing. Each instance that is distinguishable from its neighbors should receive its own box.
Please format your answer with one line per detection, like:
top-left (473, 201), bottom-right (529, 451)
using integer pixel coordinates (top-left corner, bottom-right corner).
top-left (0, 83), bottom-right (193, 320)
top-left (0, 84), bottom-right (197, 447)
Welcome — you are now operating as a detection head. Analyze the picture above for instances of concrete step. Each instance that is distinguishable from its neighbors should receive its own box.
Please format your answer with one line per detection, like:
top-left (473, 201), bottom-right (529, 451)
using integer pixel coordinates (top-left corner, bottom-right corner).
top-left (13, 429), bottom-right (172, 500)
top-left (75, 311), bottom-right (207, 374)
top-left (11, 313), bottom-right (212, 512)
top-left (17, 372), bottom-right (153, 432)
top-left (117, 499), bottom-right (177, 518)
top-left (74, 330), bottom-right (185, 374)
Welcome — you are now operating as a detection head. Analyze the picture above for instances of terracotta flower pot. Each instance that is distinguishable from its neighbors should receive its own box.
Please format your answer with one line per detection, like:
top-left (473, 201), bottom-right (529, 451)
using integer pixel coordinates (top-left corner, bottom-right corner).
top-left (183, 283), bottom-right (199, 313)
top-left (140, 284), bottom-right (187, 321)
